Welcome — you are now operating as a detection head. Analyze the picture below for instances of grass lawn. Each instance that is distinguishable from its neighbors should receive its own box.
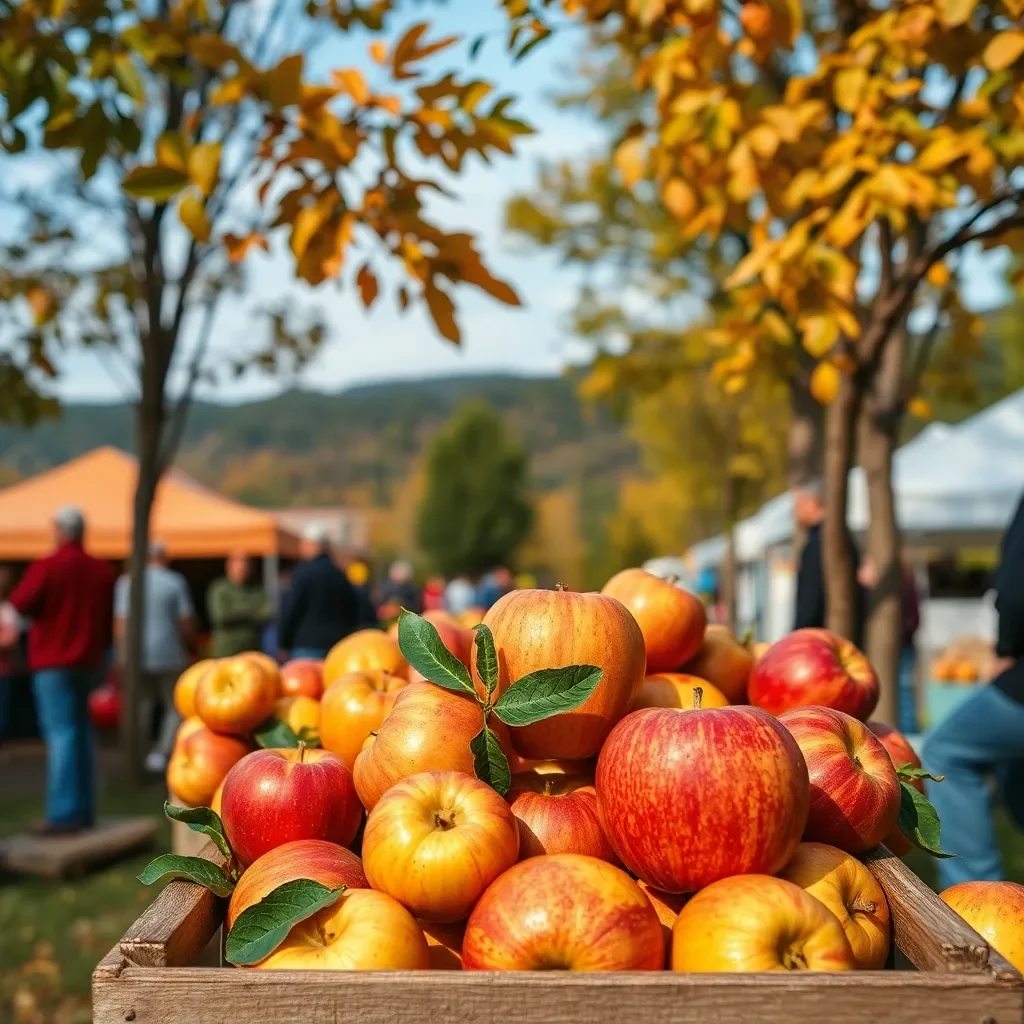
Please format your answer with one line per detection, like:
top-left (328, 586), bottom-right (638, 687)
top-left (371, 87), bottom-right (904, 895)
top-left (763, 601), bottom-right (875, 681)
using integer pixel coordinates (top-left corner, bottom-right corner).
top-left (0, 765), bottom-right (170, 1024)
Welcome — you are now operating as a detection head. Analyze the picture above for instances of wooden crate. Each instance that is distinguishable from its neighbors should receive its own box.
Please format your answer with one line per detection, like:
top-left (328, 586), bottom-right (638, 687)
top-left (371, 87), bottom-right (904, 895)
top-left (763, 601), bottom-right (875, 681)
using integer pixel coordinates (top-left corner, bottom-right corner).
top-left (93, 844), bottom-right (1024, 1024)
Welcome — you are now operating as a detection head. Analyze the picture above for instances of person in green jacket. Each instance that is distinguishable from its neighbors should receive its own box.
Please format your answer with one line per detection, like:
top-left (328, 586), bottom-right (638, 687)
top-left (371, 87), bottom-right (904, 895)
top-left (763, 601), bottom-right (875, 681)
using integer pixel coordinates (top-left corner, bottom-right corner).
top-left (206, 552), bottom-right (272, 657)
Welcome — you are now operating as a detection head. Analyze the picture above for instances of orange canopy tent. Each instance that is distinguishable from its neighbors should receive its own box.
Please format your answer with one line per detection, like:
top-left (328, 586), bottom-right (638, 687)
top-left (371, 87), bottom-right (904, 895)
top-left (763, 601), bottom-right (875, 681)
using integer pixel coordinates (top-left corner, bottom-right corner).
top-left (0, 446), bottom-right (300, 561)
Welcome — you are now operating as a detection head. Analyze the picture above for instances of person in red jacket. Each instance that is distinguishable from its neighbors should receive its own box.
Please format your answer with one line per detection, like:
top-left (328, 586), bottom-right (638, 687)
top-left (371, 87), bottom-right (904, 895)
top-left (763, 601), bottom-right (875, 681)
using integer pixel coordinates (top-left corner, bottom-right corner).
top-left (5, 507), bottom-right (115, 834)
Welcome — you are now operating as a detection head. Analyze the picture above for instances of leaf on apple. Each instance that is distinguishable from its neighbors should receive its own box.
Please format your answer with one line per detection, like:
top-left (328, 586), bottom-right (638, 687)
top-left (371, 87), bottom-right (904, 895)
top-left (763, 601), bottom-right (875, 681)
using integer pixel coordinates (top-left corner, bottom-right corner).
top-left (397, 608), bottom-right (477, 696)
top-left (491, 665), bottom-right (603, 727)
top-left (896, 763), bottom-right (944, 783)
top-left (163, 801), bottom-right (233, 860)
top-left (473, 623), bottom-right (499, 697)
top-left (296, 725), bottom-right (321, 747)
top-left (224, 879), bottom-right (346, 966)
top-left (470, 724), bottom-right (511, 796)
top-left (253, 716), bottom-right (301, 749)
top-left (138, 854), bottom-right (236, 897)
top-left (898, 780), bottom-right (953, 858)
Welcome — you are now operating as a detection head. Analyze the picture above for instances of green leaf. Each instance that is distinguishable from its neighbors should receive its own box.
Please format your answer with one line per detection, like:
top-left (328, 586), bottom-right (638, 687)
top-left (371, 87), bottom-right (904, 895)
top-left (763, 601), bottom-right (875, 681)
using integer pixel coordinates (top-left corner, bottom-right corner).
top-left (470, 725), bottom-right (510, 796)
top-left (123, 164), bottom-right (190, 202)
top-left (473, 623), bottom-right (499, 697)
top-left (296, 725), bottom-right (321, 747)
top-left (253, 717), bottom-right (301, 749)
top-left (897, 763), bottom-right (944, 783)
top-left (138, 855), bottom-right (236, 897)
top-left (163, 802), bottom-right (232, 860)
top-left (898, 780), bottom-right (953, 858)
top-left (225, 879), bottom-right (344, 966)
top-left (492, 665), bottom-right (603, 727)
top-left (397, 609), bottom-right (476, 696)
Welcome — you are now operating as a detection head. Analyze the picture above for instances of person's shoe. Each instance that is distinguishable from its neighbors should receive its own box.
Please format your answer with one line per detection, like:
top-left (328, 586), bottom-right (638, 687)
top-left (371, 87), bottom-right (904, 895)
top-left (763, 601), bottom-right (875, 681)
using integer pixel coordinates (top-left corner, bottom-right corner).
top-left (145, 751), bottom-right (168, 774)
top-left (30, 820), bottom-right (88, 838)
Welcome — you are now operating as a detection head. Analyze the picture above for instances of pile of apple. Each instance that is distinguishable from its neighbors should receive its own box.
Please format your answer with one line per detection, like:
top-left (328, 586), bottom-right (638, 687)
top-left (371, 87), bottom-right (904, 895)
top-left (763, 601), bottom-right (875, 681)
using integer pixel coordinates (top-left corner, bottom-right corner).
top-left (143, 570), bottom-right (1024, 976)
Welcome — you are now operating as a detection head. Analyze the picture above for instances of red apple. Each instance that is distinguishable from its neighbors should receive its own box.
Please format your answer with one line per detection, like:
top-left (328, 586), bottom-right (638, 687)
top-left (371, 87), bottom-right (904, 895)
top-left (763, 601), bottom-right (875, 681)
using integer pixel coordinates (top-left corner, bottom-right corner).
top-left (227, 839), bottom-right (368, 929)
top-left (601, 569), bottom-right (707, 673)
top-left (220, 746), bottom-right (363, 867)
top-left (595, 704), bottom-right (809, 893)
top-left (779, 707), bottom-right (901, 854)
top-left (505, 770), bottom-right (617, 862)
top-left (748, 628), bottom-right (879, 720)
top-left (279, 659), bottom-right (324, 700)
top-left (867, 721), bottom-right (922, 791)
top-left (463, 853), bottom-right (664, 970)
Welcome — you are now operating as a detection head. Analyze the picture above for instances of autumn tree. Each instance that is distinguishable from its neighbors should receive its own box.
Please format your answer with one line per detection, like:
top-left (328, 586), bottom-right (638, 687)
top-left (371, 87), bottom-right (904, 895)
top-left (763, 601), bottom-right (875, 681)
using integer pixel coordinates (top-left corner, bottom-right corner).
top-left (417, 401), bottom-right (534, 579)
top-left (0, 0), bottom-right (531, 770)
top-left (504, 0), bottom-right (1024, 719)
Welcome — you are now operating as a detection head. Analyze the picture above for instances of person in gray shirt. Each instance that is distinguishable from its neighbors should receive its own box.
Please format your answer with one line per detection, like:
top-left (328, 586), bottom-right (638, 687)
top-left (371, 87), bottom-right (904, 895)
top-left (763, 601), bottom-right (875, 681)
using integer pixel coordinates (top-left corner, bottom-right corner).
top-left (114, 541), bottom-right (195, 773)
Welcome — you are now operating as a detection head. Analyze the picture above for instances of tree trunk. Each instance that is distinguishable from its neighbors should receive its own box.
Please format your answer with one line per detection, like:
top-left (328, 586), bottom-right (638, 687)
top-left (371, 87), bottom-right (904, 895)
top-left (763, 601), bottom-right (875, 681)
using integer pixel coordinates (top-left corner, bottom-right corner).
top-left (860, 330), bottom-right (905, 724)
top-left (788, 375), bottom-right (825, 558)
top-left (823, 371), bottom-right (861, 641)
top-left (120, 346), bottom-right (167, 780)
top-left (719, 477), bottom-right (740, 630)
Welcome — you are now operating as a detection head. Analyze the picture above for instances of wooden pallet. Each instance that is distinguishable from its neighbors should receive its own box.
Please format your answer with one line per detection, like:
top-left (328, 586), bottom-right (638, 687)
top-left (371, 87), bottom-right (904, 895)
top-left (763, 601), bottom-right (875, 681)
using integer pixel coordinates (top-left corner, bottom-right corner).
top-left (0, 817), bottom-right (159, 879)
top-left (93, 843), bottom-right (1024, 1024)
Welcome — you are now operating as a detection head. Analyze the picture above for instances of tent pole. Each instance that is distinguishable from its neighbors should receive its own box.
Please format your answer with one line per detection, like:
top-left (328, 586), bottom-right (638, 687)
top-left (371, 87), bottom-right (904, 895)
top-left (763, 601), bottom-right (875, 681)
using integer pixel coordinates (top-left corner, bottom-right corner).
top-left (264, 552), bottom-right (279, 609)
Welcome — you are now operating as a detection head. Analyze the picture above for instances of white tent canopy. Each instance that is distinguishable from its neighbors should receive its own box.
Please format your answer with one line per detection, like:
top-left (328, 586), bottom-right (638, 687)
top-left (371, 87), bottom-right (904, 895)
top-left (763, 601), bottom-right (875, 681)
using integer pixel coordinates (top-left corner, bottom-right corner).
top-left (678, 388), bottom-right (1024, 571)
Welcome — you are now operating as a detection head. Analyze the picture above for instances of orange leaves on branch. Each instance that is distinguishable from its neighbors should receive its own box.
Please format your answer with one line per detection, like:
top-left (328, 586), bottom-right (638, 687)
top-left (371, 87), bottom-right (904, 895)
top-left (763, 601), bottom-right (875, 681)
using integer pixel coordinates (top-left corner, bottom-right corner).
top-left (614, 136), bottom-right (646, 188)
top-left (810, 361), bottom-right (840, 406)
top-left (369, 41), bottom-right (388, 64)
top-left (356, 263), bottom-right (379, 308)
top-left (392, 23), bottom-right (458, 81)
top-left (264, 53), bottom-right (304, 109)
top-left (224, 233), bottom-right (268, 262)
top-left (424, 283), bottom-right (459, 343)
top-left (333, 69), bottom-right (370, 105)
top-left (983, 31), bottom-right (1024, 72)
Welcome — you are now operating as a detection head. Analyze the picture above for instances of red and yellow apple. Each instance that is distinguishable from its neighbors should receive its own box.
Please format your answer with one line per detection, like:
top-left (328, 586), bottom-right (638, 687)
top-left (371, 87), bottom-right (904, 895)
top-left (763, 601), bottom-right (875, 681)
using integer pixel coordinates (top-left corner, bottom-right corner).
top-left (595, 704), bottom-right (809, 892)
top-left (279, 658), bottom-right (324, 700)
top-left (505, 770), bottom-right (616, 862)
top-left (195, 657), bottom-right (278, 736)
top-left (362, 770), bottom-right (519, 923)
top-left (408, 610), bottom-right (473, 685)
top-left (166, 726), bottom-right (251, 806)
top-left (173, 715), bottom-right (205, 748)
top-left (778, 841), bottom-right (891, 969)
top-left (471, 588), bottom-right (646, 760)
top-left (238, 652), bottom-right (282, 695)
top-left (681, 625), bottom-right (754, 704)
top-left (227, 838), bottom-right (368, 929)
top-left (319, 669), bottom-right (408, 768)
top-left (779, 706), bottom-right (901, 853)
top-left (220, 746), bottom-right (362, 867)
top-left (671, 874), bottom-right (856, 972)
top-left (352, 682), bottom-right (512, 811)
top-left (458, 606), bottom-right (487, 629)
top-left (173, 660), bottom-right (216, 719)
top-left (251, 888), bottom-right (430, 970)
top-left (749, 629), bottom-right (879, 720)
top-left (601, 569), bottom-right (706, 673)
top-left (941, 881), bottom-right (1024, 973)
top-left (630, 673), bottom-right (729, 712)
top-left (323, 629), bottom-right (407, 686)
top-left (463, 853), bottom-right (664, 971)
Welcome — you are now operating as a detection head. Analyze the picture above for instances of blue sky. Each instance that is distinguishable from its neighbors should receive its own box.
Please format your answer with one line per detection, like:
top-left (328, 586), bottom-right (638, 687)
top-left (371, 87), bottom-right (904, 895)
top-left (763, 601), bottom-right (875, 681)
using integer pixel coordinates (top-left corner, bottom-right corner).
top-left (51, 0), bottom-right (605, 403)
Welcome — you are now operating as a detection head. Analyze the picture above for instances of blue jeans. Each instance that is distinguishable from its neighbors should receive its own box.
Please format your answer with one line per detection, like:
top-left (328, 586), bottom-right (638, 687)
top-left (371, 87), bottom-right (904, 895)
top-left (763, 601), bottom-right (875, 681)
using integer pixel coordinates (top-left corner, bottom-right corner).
top-left (923, 683), bottom-right (1024, 889)
top-left (32, 667), bottom-right (102, 827)
top-left (899, 647), bottom-right (919, 734)
top-left (289, 648), bottom-right (328, 660)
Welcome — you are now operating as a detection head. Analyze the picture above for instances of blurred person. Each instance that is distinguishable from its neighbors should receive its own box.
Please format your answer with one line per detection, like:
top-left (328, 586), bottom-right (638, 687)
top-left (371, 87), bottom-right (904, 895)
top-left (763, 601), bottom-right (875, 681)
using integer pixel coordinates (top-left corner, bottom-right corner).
top-left (261, 566), bottom-right (292, 656)
top-left (793, 479), bottom-right (867, 647)
top-left (444, 574), bottom-right (476, 617)
top-left (477, 567), bottom-right (514, 610)
top-left (923, 489), bottom-right (1024, 887)
top-left (114, 540), bottom-right (195, 774)
top-left (278, 524), bottom-right (360, 660)
top-left (377, 560), bottom-right (421, 620)
top-left (207, 552), bottom-right (272, 658)
top-left (2, 507), bottom-right (115, 834)
top-left (0, 567), bottom-right (22, 748)
top-left (422, 575), bottom-right (446, 612)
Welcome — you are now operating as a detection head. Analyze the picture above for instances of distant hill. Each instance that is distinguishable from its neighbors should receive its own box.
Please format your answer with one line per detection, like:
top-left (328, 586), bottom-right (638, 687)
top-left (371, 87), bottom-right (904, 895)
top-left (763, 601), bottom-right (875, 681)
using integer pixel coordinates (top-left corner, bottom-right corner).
top-left (0, 374), bottom-right (640, 508)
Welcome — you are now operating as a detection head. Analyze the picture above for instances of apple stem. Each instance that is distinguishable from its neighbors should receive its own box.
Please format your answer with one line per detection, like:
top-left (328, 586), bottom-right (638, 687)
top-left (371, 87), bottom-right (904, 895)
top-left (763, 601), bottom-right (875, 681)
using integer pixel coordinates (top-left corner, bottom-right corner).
top-left (666, 574), bottom-right (679, 585)
top-left (297, 741), bottom-right (307, 763)
top-left (850, 898), bottom-right (877, 915)
top-left (555, 582), bottom-right (569, 592)
top-left (693, 686), bottom-right (704, 710)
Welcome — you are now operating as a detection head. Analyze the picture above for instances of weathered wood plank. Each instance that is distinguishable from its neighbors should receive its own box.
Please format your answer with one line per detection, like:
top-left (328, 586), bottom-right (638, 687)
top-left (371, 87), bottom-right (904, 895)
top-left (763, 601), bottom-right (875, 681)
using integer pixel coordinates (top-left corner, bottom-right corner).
top-left (0, 817), bottom-right (159, 879)
top-left (120, 841), bottom-right (226, 968)
top-left (862, 846), bottom-right (999, 974)
top-left (91, 966), bottom-right (1024, 1024)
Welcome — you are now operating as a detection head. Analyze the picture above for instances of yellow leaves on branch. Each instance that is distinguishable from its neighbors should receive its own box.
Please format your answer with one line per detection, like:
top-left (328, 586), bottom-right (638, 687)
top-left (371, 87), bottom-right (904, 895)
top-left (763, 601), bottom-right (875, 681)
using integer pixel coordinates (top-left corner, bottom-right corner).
top-left (178, 193), bottom-right (211, 243)
top-left (333, 69), bottom-right (370, 105)
top-left (810, 361), bottom-right (840, 406)
top-left (614, 136), bottom-right (647, 188)
top-left (983, 31), bottom-right (1024, 71)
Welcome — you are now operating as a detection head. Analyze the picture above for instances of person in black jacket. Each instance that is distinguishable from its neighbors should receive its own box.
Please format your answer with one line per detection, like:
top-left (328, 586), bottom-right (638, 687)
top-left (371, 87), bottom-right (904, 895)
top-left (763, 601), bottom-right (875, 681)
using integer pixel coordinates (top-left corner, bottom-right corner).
top-left (278, 524), bottom-right (360, 660)
top-left (792, 480), bottom-right (867, 648)
top-left (923, 490), bottom-right (1024, 888)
